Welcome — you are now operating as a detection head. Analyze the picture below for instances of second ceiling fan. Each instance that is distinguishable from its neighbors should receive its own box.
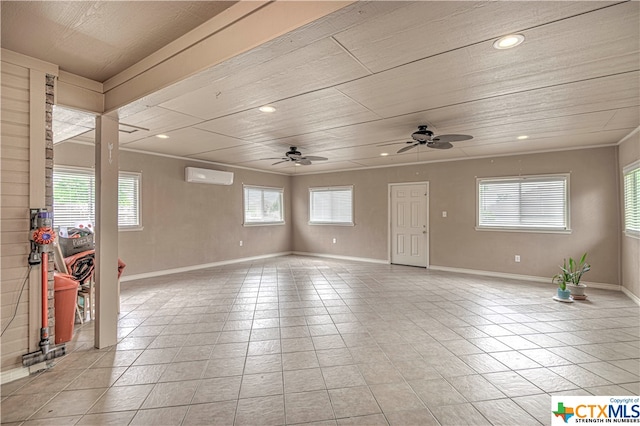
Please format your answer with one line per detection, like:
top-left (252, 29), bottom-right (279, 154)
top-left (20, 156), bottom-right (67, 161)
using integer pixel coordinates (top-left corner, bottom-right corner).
top-left (391, 125), bottom-right (473, 153)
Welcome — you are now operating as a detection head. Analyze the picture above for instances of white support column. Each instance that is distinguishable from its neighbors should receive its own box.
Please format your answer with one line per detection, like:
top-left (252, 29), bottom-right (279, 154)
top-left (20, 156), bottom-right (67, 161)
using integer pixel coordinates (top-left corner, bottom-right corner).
top-left (94, 115), bottom-right (119, 348)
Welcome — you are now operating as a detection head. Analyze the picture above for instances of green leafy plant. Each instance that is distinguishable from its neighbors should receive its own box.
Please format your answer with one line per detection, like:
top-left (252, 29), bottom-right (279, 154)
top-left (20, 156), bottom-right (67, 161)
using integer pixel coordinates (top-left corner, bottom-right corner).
top-left (552, 252), bottom-right (591, 290)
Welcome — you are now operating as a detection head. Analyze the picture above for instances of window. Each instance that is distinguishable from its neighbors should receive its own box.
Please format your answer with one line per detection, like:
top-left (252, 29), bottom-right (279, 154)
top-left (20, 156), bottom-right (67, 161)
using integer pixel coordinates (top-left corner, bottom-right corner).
top-left (477, 174), bottom-right (569, 231)
top-left (53, 167), bottom-right (142, 230)
top-left (243, 185), bottom-right (284, 225)
top-left (309, 186), bottom-right (353, 225)
top-left (623, 160), bottom-right (640, 237)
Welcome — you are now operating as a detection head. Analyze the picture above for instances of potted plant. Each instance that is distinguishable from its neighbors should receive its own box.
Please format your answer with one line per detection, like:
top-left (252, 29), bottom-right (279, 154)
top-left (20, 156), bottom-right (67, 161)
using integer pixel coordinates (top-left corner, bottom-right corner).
top-left (552, 260), bottom-right (573, 301)
top-left (566, 252), bottom-right (590, 299)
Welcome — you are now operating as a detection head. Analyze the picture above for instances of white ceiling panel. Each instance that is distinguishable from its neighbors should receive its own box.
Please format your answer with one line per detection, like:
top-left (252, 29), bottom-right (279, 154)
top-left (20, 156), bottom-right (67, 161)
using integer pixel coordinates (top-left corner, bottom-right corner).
top-left (337, 3), bottom-right (639, 118)
top-left (117, 106), bottom-right (204, 143)
top-left (190, 143), bottom-right (282, 164)
top-left (459, 129), bottom-right (633, 157)
top-left (194, 88), bottom-right (380, 141)
top-left (123, 127), bottom-right (243, 157)
top-left (334, 1), bottom-right (612, 73)
top-left (159, 37), bottom-right (370, 120)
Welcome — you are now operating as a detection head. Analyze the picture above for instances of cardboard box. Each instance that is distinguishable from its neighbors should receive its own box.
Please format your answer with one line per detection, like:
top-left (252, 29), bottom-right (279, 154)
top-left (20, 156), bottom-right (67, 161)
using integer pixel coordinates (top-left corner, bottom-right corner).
top-left (58, 234), bottom-right (94, 257)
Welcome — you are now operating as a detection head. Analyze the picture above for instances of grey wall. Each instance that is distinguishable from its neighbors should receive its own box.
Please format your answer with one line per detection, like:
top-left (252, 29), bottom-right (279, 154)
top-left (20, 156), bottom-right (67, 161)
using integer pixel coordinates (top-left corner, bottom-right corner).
top-left (54, 142), bottom-right (292, 276)
top-left (292, 147), bottom-right (621, 286)
top-left (56, 142), bottom-right (628, 290)
top-left (619, 132), bottom-right (640, 298)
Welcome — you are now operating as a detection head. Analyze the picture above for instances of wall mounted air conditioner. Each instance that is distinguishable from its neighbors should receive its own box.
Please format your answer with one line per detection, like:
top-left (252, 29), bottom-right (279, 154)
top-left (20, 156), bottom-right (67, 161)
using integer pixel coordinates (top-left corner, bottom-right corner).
top-left (185, 167), bottom-right (234, 185)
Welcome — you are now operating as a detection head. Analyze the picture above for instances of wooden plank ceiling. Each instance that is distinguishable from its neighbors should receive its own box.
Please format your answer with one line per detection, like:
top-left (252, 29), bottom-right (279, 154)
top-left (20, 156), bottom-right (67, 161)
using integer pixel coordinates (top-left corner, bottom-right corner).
top-left (26, 1), bottom-right (640, 174)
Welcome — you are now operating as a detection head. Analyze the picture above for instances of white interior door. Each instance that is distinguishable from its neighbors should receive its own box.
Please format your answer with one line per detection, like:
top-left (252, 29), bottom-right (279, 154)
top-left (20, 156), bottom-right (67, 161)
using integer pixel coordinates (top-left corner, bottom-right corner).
top-left (390, 183), bottom-right (428, 267)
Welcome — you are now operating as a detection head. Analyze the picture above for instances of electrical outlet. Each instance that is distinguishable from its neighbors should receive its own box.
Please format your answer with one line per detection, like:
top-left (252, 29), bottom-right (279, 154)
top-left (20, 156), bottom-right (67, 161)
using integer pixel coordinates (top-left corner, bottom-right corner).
top-left (442, 211), bottom-right (447, 218)
top-left (515, 255), bottom-right (520, 263)
top-left (239, 240), bottom-right (243, 247)
top-left (332, 238), bottom-right (337, 244)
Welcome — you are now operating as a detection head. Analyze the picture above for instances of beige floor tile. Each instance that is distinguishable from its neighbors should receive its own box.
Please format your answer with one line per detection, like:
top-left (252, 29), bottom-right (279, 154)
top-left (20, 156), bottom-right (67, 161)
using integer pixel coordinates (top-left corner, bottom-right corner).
top-left (192, 376), bottom-right (242, 403)
top-left (321, 365), bottom-right (366, 389)
top-left (549, 365), bottom-right (613, 388)
top-left (516, 367), bottom-right (580, 393)
top-left (358, 362), bottom-right (404, 385)
top-left (283, 350), bottom-right (320, 370)
top-left (369, 382), bottom-right (425, 413)
top-left (210, 342), bottom-right (248, 359)
top-left (285, 390), bottom-right (334, 424)
top-left (282, 337), bottom-right (315, 353)
top-left (284, 368), bottom-right (327, 393)
top-left (21, 416), bottom-right (81, 425)
top-left (182, 401), bottom-right (237, 425)
top-left (328, 386), bottom-right (381, 418)
top-left (202, 356), bottom-right (245, 378)
top-left (89, 383), bottom-right (154, 413)
top-left (512, 393), bottom-right (552, 424)
top-left (245, 353), bottom-right (282, 374)
top-left (447, 374), bottom-right (506, 401)
top-left (473, 398), bottom-right (540, 425)
top-left (31, 388), bottom-right (107, 419)
top-left (483, 371), bottom-right (543, 397)
top-left (0, 393), bottom-right (57, 423)
top-left (385, 408), bottom-right (439, 426)
top-left (336, 413), bottom-right (388, 425)
top-left (130, 406), bottom-right (189, 425)
top-left (142, 380), bottom-right (199, 409)
top-left (248, 339), bottom-right (281, 355)
top-left (430, 403), bottom-right (492, 426)
top-left (174, 345), bottom-right (214, 362)
top-left (408, 378), bottom-right (467, 408)
top-left (239, 371), bottom-right (283, 398)
top-left (392, 359), bottom-right (442, 381)
top-left (159, 360), bottom-right (207, 382)
top-left (114, 364), bottom-right (167, 386)
top-left (66, 367), bottom-right (126, 390)
top-left (235, 395), bottom-right (285, 426)
top-left (76, 410), bottom-right (136, 425)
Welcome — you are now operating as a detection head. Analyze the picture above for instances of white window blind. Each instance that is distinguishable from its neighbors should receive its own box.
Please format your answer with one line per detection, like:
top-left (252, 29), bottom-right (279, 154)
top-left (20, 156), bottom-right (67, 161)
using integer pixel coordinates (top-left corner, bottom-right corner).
top-left (243, 185), bottom-right (284, 225)
top-left (623, 160), bottom-right (640, 237)
top-left (477, 175), bottom-right (568, 231)
top-left (53, 167), bottom-right (142, 229)
top-left (309, 186), bottom-right (353, 225)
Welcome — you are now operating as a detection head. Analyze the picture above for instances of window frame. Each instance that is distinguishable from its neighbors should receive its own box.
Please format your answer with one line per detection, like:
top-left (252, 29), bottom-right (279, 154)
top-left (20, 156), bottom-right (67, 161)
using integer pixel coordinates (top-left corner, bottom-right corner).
top-left (623, 159), bottom-right (640, 239)
top-left (309, 185), bottom-right (354, 226)
top-left (242, 184), bottom-right (285, 226)
top-left (53, 165), bottom-right (143, 231)
top-left (476, 173), bottom-right (570, 233)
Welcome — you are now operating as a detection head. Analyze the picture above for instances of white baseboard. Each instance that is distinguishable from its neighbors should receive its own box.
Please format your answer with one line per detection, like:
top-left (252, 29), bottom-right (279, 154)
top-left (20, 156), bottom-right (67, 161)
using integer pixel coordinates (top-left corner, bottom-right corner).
top-left (622, 287), bottom-right (640, 306)
top-left (292, 251), bottom-right (389, 265)
top-left (428, 265), bottom-right (621, 291)
top-left (120, 252), bottom-right (293, 282)
top-left (1, 361), bottom-right (46, 385)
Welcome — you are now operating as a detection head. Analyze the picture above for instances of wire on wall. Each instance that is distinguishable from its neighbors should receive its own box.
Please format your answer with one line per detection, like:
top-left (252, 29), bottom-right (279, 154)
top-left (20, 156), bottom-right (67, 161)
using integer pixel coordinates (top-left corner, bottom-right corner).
top-left (1, 266), bottom-right (33, 337)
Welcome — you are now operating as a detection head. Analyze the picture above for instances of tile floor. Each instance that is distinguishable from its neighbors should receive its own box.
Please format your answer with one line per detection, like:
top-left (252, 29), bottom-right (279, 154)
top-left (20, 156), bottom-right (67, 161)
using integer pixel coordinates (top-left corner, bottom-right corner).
top-left (1, 255), bottom-right (639, 425)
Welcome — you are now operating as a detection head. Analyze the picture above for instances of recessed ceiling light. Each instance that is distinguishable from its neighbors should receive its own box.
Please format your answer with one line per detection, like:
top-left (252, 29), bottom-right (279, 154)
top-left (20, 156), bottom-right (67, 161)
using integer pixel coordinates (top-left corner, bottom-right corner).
top-left (493, 34), bottom-right (525, 50)
top-left (380, 152), bottom-right (389, 156)
top-left (259, 105), bottom-right (276, 113)
top-left (156, 134), bottom-right (169, 139)
top-left (517, 135), bottom-right (529, 140)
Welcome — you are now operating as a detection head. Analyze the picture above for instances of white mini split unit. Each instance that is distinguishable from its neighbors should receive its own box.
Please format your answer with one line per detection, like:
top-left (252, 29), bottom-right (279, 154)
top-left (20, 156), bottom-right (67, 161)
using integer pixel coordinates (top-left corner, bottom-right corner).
top-left (185, 167), bottom-right (234, 185)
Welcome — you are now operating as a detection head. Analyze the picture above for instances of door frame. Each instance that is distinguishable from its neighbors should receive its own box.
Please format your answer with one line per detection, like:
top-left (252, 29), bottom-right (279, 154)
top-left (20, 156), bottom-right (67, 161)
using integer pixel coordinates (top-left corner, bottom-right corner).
top-left (388, 181), bottom-right (430, 268)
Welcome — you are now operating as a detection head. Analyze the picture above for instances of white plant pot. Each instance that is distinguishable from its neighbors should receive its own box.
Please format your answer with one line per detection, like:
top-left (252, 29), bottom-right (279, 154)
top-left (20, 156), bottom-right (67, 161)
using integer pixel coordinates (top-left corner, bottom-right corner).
top-left (567, 283), bottom-right (587, 297)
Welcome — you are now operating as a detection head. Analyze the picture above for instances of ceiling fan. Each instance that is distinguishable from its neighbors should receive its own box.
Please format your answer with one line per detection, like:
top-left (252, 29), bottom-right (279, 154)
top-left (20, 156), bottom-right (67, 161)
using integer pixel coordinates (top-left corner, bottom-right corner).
top-left (387, 125), bottom-right (473, 153)
top-left (263, 146), bottom-right (328, 166)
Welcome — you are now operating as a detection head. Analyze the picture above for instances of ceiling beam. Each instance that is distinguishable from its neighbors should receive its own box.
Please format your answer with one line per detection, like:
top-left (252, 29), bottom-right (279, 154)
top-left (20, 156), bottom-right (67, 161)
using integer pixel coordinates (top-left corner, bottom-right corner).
top-left (103, 1), bottom-right (355, 113)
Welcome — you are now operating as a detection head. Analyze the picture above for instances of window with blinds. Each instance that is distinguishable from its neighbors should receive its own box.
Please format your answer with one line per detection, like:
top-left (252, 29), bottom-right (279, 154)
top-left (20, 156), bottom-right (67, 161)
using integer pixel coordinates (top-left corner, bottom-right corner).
top-left (623, 160), bottom-right (640, 237)
top-left (243, 185), bottom-right (284, 225)
top-left (53, 167), bottom-right (142, 229)
top-left (309, 186), bottom-right (353, 225)
top-left (477, 174), bottom-right (569, 231)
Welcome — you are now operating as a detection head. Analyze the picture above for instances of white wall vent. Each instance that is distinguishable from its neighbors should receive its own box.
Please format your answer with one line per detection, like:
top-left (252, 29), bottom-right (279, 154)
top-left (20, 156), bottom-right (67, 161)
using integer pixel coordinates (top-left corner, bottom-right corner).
top-left (185, 167), bottom-right (234, 185)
